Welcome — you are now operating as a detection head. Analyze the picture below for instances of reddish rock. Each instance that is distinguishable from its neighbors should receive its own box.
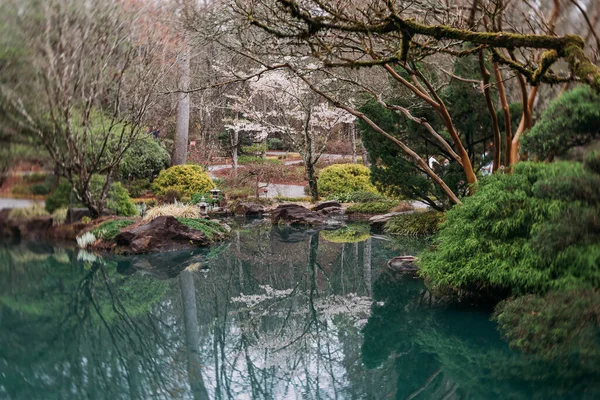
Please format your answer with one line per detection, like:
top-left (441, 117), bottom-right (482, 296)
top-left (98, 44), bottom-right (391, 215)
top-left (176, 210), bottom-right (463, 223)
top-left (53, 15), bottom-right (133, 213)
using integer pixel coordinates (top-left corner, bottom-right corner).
top-left (114, 216), bottom-right (210, 254)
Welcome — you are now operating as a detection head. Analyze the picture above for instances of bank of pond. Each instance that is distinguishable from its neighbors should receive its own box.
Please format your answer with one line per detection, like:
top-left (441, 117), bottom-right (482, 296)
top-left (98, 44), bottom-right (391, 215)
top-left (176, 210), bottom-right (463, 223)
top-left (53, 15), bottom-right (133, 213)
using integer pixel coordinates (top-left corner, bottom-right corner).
top-left (0, 223), bottom-right (598, 399)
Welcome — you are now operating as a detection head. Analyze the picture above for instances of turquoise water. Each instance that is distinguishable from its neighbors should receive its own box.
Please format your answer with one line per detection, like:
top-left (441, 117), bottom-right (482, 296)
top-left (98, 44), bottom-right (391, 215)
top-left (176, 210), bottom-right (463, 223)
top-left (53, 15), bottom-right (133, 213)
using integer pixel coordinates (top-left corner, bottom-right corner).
top-left (0, 223), bottom-right (598, 399)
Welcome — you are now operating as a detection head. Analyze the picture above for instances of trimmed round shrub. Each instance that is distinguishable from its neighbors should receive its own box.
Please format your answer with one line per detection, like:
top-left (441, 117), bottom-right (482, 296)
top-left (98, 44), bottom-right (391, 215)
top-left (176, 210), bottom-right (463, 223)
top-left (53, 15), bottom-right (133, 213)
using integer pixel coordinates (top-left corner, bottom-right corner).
top-left (45, 180), bottom-right (74, 213)
top-left (318, 164), bottom-right (377, 197)
top-left (119, 135), bottom-right (170, 181)
top-left (152, 164), bottom-right (215, 199)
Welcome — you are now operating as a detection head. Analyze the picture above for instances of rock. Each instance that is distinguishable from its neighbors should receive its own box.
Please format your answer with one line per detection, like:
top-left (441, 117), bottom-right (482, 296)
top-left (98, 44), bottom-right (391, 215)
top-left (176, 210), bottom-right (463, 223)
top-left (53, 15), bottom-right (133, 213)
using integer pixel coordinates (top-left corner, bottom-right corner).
top-left (312, 200), bottom-right (342, 212)
top-left (0, 209), bottom-right (54, 240)
top-left (369, 211), bottom-right (413, 230)
top-left (387, 256), bottom-right (418, 273)
top-left (271, 204), bottom-right (331, 226)
top-left (234, 202), bottom-right (266, 216)
top-left (114, 216), bottom-right (211, 254)
top-left (317, 206), bottom-right (344, 216)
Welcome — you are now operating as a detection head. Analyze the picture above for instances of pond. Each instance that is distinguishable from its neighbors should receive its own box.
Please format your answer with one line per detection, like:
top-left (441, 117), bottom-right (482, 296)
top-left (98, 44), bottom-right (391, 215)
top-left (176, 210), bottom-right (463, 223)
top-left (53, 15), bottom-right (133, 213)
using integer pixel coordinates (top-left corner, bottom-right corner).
top-left (0, 222), bottom-right (598, 399)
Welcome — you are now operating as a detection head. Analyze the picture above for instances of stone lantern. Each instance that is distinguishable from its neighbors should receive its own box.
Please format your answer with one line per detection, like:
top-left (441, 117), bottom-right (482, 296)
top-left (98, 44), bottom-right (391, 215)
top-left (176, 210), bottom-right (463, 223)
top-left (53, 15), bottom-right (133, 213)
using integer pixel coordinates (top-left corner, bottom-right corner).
top-left (198, 196), bottom-right (208, 214)
top-left (209, 188), bottom-right (222, 207)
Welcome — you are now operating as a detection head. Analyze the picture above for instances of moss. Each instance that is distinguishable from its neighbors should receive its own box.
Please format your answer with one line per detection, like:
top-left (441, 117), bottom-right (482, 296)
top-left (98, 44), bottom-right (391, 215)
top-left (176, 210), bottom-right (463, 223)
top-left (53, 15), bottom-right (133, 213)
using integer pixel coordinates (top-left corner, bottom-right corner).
top-left (321, 224), bottom-right (370, 243)
top-left (91, 219), bottom-right (135, 241)
top-left (176, 218), bottom-right (228, 242)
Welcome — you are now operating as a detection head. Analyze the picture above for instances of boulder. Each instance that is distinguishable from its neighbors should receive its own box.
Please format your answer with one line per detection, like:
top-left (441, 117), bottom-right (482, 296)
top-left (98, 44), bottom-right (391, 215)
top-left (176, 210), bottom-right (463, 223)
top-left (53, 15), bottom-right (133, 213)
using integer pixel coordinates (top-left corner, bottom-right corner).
top-left (317, 206), bottom-right (344, 216)
top-left (0, 209), bottom-right (54, 240)
top-left (271, 204), bottom-right (331, 226)
top-left (312, 200), bottom-right (342, 212)
top-left (387, 256), bottom-right (418, 273)
top-left (234, 202), bottom-right (266, 216)
top-left (114, 216), bottom-right (211, 254)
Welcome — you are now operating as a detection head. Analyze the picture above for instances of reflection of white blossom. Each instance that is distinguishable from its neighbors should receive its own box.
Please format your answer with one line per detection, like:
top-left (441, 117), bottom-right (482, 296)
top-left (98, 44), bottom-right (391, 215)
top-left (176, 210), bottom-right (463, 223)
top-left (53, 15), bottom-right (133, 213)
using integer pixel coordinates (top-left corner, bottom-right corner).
top-left (231, 284), bottom-right (294, 307)
top-left (76, 249), bottom-right (98, 262)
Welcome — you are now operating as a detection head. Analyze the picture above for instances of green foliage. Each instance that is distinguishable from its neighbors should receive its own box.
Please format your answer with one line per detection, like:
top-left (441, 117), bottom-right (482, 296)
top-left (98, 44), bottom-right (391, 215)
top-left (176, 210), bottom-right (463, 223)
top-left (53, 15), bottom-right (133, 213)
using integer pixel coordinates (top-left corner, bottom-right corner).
top-left (321, 224), bottom-right (370, 243)
top-left (29, 182), bottom-right (52, 195)
top-left (124, 178), bottom-right (150, 198)
top-left (267, 138), bottom-right (284, 150)
top-left (384, 211), bottom-right (444, 236)
top-left (11, 183), bottom-right (30, 196)
top-left (190, 192), bottom-right (221, 205)
top-left (522, 86), bottom-right (600, 160)
top-left (237, 155), bottom-right (282, 165)
top-left (46, 177), bottom-right (136, 216)
top-left (275, 196), bottom-right (312, 202)
top-left (318, 164), bottom-right (377, 197)
top-left (45, 180), bottom-right (74, 213)
top-left (7, 203), bottom-right (49, 220)
top-left (118, 134), bottom-right (170, 181)
top-left (241, 143), bottom-right (267, 155)
top-left (419, 161), bottom-right (600, 299)
top-left (176, 218), bottom-right (228, 242)
top-left (346, 201), bottom-right (399, 214)
top-left (51, 207), bottom-right (68, 226)
top-left (494, 290), bottom-right (600, 362)
top-left (91, 219), bottom-right (135, 241)
top-left (152, 164), bottom-right (214, 199)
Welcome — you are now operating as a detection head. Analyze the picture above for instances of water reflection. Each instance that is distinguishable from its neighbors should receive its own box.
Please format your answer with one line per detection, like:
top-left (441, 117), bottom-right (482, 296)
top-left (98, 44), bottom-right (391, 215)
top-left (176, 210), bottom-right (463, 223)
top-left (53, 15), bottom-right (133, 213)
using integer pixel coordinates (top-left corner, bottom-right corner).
top-left (0, 225), bottom-right (598, 399)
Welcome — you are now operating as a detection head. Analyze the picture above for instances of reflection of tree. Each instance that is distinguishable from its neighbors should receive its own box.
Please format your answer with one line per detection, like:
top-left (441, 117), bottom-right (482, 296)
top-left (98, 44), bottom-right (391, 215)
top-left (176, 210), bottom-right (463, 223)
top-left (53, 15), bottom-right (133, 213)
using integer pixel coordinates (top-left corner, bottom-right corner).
top-left (0, 245), bottom-right (181, 399)
top-left (362, 272), bottom-right (600, 399)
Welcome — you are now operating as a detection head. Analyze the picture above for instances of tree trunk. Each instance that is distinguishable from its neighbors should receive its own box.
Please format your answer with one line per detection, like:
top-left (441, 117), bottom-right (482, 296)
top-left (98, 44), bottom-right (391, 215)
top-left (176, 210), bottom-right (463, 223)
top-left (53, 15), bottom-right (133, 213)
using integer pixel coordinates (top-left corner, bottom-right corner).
top-left (231, 130), bottom-right (239, 172)
top-left (350, 124), bottom-right (357, 163)
top-left (306, 161), bottom-right (319, 201)
top-left (180, 268), bottom-right (210, 400)
top-left (360, 139), bottom-right (370, 167)
top-left (173, 42), bottom-right (191, 166)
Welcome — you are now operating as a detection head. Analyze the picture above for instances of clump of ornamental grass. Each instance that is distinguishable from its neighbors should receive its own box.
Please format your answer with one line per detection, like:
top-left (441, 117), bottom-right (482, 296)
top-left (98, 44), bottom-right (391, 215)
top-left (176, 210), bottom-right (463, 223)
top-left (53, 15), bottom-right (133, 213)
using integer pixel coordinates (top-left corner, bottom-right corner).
top-left (51, 207), bottom-right (68, 226)
top-left (8, 203), bottom-right (49, 220)
top-left (143, 202), bottom-right (202, 221)
top-left (384, 211), bottom-right (444, 236)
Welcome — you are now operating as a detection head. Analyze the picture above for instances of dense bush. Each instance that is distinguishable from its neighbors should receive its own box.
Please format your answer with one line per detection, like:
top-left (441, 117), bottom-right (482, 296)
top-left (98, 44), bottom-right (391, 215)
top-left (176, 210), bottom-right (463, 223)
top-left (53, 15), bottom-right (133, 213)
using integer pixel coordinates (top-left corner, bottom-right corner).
top-left (418, 161), bottom-right (600, 299)
top-left (124, 178), bottom-right (151, 198)
top-left (521, 86), bottom-right (600, 160)
top-left (152, 165), bottom-right (214, 199)
top-left (384, 211), bottom-right (444, 236)
top-left (318, 164), bottom-right (377, 196)
top-left (119, 135), bottom-right (170, 181)
top-left (267, 138), bottom-right (284, 150)
top-left (346, 201), bottom-right (399, 214)
top-left (29, 182), bottom-right (52, 195)
top-left (45, 177), bottom-right (137, 216)
top-left (45, 180), bottom-right (75, 213)
top-left (494, 289), bottom-right (600, 362)
top-left (237, 155), bottom-right (282, 165)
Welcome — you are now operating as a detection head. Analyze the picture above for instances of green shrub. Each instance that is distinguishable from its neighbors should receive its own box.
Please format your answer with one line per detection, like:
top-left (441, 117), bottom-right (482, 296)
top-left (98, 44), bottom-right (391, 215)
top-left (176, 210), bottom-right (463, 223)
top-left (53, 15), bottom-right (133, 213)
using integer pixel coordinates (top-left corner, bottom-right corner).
top-left (11, 183), bottom-right (31, 196)
top-left (267, 138), bottom-right (284, 150)
top-left (152, 165), bottom-right (215, 199)
top-left (105, 181), bottom-right (137, 217)
top-left (418, 161), bottom-right (600, 299)
top-left (318, 164), bottom-right (377, 197)
top-left (190, 192), bottom-right (221, 205)
top-left (46, 177), bottom-right (136, 216)
top-left (119, 134), bottom-right (170, 181)
top-left (92, 219), bottom-right (135, 241)
top-left (29, 182), bottom-right (52, 195)
top-left (8, 203), bottom-right (49, 220)
top-left (494, 289), bottom-right (600, 362)
top-left (45, 180), bottom-right (74, 213)
top-left (346, 201), bottom-right (399, 214)
top-left (328, 190), bottom-right (387, 203)
top-left (384, 211), bottom-right (444, 236)
top-left (521, 86), bottom-right (600, 160)
top-left (125, 178), bottom-right (151, 198)
top-left (176, 218), bottom-right (228, 242)
top-left (238, 155), bottom-right (282, 165)
top-left (275, 196), bottom-right (312, 203)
